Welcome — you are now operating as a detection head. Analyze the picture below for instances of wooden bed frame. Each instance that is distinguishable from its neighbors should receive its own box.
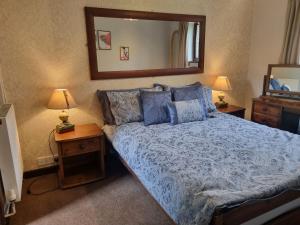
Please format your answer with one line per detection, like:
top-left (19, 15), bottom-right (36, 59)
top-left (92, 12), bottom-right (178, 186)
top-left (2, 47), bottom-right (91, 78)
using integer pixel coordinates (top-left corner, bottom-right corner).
top-left (105, 139), bottom-right (300, 225)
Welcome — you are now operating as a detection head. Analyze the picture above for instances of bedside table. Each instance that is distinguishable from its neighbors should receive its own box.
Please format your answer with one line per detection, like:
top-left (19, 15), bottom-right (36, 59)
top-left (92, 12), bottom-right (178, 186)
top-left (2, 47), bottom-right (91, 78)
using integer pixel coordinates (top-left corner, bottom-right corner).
top-left (217, 105), bottom-right (246, 118)
top-left (55, 123), bottom-right (105, 189)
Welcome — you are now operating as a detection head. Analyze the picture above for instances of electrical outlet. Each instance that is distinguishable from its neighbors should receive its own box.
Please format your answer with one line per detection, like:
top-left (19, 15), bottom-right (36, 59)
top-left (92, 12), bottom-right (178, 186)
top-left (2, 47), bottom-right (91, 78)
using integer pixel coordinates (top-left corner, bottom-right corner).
top-left (36, 155), bottom-right (57, 167)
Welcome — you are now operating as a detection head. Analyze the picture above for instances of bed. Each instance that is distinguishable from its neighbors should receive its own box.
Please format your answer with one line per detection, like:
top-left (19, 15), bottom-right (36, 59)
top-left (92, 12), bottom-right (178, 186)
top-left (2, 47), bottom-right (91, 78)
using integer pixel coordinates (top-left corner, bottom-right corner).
top-left (104, 112), bottom-right (300, 225)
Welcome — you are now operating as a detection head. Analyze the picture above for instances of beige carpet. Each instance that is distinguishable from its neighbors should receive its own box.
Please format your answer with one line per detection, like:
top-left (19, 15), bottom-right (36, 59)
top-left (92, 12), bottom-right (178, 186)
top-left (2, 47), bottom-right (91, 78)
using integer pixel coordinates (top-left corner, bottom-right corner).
top-left (10, 169), bottom-right (174, 225)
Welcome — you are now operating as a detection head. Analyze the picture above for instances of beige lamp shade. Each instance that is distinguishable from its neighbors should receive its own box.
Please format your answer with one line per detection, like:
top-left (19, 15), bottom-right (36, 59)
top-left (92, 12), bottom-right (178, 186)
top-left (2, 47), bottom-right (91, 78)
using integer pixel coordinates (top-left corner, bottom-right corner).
top-left (47, 89), bottom-right (77, 110)
top-left (212, 76), bottom-right (232, 91)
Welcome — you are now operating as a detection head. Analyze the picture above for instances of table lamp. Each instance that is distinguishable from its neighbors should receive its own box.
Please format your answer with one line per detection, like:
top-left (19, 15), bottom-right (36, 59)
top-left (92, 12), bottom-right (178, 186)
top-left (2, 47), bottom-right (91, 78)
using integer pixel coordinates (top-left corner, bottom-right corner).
top-left (47, 89), bottom-right (77, 133)
top-left (213, 76), bottom-right (232, 108)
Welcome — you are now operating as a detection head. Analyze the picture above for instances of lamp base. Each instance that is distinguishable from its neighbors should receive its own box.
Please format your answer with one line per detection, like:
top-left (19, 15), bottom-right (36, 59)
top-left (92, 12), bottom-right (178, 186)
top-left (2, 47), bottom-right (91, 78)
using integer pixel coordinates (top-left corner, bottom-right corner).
top-left (215, 94), bottom-right (228, 108)
top-left (215, 101), bottom-right (228, 108)
top-left (56, 122), bottom-right (75, 134)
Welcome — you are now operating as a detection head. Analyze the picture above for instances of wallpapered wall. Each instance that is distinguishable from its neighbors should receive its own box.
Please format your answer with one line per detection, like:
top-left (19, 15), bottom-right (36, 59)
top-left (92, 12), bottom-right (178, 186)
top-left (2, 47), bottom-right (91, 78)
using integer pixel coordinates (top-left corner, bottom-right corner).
top-left (0, 0), bottom-right (253, 171)
top-left (245, 0), bottom-right (288, 118)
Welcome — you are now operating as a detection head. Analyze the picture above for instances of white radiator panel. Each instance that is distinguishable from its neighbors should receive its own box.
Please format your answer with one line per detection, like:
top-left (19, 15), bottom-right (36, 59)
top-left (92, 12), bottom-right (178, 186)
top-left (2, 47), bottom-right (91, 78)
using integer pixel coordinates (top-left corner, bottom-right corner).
top-left (0, 104), bottom-right (23, 201)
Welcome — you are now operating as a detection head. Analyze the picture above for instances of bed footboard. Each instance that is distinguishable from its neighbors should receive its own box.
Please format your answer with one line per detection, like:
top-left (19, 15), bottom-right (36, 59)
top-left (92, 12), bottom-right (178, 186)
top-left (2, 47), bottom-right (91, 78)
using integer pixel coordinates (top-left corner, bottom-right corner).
top-left (211, 189), bottom-right (300, 225)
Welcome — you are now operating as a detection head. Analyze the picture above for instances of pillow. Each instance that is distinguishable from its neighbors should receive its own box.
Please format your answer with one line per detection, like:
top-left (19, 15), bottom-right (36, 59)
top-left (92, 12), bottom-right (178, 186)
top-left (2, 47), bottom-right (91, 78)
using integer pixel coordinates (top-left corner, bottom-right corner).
top-left (281, 84), bottom-right (291, 91)
top-left (171, 85), bottom-right (209, 117)
top-left (106, 90), bottom-right (143, 126)
top-left (167, 99), bottom-right (207, 125)
top-left (96, 86), bottom-right (163, 125)
top-left (171, 85), bottom-right (203, 101)
top-left (270, 79), bottom-right (281, 90)
top-left (202, 86), bottom-right (217, 112)
top-left (154, 82), bottom-right (201, 91)
top-left (96, 90), bottom-right (115, 125)
top-left (140, 90), bottom-right (172, 126)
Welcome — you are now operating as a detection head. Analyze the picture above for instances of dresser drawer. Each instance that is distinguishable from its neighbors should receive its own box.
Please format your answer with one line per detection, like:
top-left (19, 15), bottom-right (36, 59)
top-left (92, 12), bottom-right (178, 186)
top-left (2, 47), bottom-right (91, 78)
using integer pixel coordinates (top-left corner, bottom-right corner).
top-left (253, 101), bottom-right (281, 117)
top-left (61, 137), bottom-right (100, 157)
top-left (252, 113), bottom-right (280, 128)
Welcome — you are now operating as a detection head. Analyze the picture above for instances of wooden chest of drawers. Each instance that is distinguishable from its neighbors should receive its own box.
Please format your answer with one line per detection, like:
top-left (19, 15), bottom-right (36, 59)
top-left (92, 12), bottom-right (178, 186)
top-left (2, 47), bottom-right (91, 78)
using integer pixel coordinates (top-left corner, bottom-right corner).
top-left (251, 98), bottom-right (282, 128)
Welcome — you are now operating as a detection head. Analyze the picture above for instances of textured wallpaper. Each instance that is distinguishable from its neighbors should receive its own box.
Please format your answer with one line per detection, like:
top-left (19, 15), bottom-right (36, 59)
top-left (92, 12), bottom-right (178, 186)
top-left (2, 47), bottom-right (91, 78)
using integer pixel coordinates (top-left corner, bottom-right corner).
top-left (0, 0), bottom-right (253, 171)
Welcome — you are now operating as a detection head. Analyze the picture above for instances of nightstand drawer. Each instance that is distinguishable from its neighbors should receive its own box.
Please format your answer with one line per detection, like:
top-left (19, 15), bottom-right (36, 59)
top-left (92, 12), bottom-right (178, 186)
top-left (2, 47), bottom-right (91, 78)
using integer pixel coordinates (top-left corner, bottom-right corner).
top-left (254, 101), bottom-right (281, 117)
top-left (61, 137), bottom-right (100, 157)
top-left (252, 113), bottom-right (280, 128)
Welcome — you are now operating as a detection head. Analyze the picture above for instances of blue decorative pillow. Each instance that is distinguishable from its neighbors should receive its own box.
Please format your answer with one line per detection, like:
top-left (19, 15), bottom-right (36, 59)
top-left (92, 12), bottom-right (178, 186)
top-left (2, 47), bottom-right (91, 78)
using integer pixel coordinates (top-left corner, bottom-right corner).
top-left (171, 85), bottom-right (203, 101)
top-left (167, 99), bottom-right (207, 125)
top-left (171, 85), bottom-right (209, 117)
top-left (270, 79), bottom-right (281, 90)
top-left (202, 86), bottom-right (217, 112)
top-left (281, 84), bottom-right (291, 91)
top-left (140, 90), bottom-right (172, 126)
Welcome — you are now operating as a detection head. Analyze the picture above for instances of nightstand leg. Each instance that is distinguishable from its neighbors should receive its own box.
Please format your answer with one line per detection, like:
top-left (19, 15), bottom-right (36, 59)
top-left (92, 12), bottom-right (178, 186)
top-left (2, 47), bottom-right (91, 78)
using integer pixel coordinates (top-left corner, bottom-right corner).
top-left (100, 136), bottom-right (106, 177)
top-left (57, 144), bottom-right (64, 188)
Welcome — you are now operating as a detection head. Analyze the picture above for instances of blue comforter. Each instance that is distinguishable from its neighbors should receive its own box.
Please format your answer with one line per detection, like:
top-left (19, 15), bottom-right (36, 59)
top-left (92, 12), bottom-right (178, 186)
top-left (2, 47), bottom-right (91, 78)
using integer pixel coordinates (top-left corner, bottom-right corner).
top-left (112, 112), bottom-right (300, 225)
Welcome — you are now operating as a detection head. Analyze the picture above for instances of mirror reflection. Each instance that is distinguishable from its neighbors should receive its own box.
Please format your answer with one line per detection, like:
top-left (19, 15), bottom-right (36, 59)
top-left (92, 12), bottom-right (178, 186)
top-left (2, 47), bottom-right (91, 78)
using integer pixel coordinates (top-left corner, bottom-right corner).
top-left (269, 67), bottom-right (300, 92)
top-left (94, 17), bottom-right (201, 72)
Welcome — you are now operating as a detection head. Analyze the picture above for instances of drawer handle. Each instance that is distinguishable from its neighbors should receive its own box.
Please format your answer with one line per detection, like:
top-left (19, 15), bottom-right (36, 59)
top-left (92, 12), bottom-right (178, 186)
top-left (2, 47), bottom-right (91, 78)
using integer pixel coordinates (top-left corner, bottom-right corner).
top-left (79, 144), bottom-right (86, 150)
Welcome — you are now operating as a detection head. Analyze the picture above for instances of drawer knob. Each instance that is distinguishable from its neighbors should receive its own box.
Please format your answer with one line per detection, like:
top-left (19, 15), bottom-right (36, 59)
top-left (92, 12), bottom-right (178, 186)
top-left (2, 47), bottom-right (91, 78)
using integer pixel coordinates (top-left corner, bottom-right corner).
top-left (79, 144), bottom-right (85, 150)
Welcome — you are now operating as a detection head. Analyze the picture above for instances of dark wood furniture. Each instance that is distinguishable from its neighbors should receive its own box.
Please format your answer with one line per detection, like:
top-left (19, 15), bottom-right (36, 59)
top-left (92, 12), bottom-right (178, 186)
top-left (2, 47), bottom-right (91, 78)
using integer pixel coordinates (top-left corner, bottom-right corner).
top-left (0, 171), bottom-right (6, 225)
top-left (251, 65), bottom-right (300, 131)
top-left (84, 7), bottom-right (206, 80)
top-left (217, 105), bottom-right (245, 118)
top-left (252, 96), bottom-right (300, 130)
top-left (55, 123), bottom-right (105, 189)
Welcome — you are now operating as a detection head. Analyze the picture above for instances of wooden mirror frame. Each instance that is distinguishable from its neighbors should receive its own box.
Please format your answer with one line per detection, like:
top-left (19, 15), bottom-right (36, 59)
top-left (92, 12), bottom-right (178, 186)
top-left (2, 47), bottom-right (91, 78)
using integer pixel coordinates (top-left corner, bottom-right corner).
top-left (264, 64), bottom-right (300, 97)
top-left (84, 7), bottom-right (206, 80)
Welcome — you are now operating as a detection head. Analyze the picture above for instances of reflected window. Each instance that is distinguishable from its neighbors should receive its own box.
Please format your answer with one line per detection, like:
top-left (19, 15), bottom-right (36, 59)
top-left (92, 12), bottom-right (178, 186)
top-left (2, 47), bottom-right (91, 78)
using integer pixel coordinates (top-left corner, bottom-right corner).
top-left (186, 22), bottom-right (200, 67)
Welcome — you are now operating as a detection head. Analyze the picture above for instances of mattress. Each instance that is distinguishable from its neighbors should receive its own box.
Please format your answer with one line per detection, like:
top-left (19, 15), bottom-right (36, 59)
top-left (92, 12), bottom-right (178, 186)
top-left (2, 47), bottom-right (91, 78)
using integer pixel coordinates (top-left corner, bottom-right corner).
top-left (112, 112), bottom-right (300, 225)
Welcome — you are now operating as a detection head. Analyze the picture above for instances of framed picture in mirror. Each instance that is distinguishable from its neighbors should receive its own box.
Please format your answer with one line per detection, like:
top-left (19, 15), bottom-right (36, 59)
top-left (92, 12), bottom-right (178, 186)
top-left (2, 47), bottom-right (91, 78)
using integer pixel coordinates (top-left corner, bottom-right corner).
top-left (120, 47), bottom-right (129, 61)
top-left (97, 30), bottom-right (111, 50)
top-left (85, 7), bottom-right (206, 80)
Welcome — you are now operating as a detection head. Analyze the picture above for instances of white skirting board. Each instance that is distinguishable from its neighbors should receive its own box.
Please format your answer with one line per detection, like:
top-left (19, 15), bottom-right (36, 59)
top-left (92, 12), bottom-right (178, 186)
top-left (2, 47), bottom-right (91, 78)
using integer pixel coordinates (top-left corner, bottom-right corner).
top-left (0, 104), bottom-right (23, 202)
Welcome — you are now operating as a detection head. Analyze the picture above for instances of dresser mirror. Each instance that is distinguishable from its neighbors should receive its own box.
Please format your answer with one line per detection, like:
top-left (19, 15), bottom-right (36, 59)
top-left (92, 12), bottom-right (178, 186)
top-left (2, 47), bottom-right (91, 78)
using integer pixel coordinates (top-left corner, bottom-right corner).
top-left (265, 64), bottom-right (300, 98)
top-left (85, 7), bottom-right (206, 80)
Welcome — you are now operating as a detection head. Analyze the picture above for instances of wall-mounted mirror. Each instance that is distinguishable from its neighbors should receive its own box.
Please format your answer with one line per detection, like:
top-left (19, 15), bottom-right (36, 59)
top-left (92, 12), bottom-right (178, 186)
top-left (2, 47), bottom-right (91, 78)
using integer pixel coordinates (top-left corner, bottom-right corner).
top-left (265, 64), bottom-right (300, 98)
top-left (85, 7), bottom-right (206, 80)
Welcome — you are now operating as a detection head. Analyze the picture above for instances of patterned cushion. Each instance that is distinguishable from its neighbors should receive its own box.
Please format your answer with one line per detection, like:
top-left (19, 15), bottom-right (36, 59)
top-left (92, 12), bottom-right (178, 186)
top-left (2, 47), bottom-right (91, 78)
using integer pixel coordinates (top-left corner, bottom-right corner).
top-left (202, 86), bottom-right (217, 112)
top-left (97, 86), bottom-right (163, 125)
top-left (106, 90), bottom-right (142, 126)
top-left (140, 90), bottom-right (172, 126)
top-left (167, 99), bottom-right (207, 125)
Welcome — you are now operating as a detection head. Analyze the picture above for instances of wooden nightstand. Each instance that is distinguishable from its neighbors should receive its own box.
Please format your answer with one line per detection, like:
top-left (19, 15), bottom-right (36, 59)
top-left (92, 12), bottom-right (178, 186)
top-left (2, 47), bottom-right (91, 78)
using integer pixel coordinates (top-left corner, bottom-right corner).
top-left (217, 105), bottom-right (246, 118)
top-left (55, 123), bottom-right (105, 189)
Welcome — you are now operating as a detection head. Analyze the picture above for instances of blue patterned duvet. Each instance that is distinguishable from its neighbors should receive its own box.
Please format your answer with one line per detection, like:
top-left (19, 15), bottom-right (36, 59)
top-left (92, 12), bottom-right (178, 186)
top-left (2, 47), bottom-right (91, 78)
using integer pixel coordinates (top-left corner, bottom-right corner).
top-left (112, 112), bottom-right (300, 225)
